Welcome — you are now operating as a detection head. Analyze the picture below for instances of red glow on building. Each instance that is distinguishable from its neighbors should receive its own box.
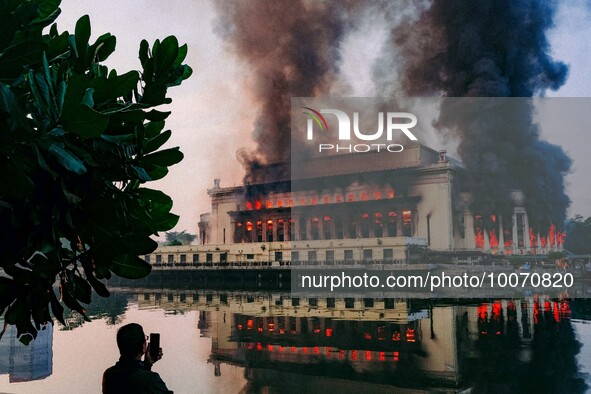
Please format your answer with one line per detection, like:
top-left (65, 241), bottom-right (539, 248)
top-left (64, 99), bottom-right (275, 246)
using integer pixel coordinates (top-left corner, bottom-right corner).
top-left (530, 228), bottom-right (538, 248)
top-left (365, 351), bottom-right (372, 361)
top-left (364, 332), bottom-right (372, 340)
top-left (336, 196), bottom-right (342, 203)
top-left (278, 200), bottom-right (283, 207)
top-left (303, 347), bottom-right (308, 354)
top-left (351, 350), bottom-right (357, 360)
top-left (489, 230), bottom-right (499, 248)
top-left (504, 228), bottom-right (513, 248)
top-left (325, 328), bottom-right (333, 337)
top-left (348, 194), bottom-right (354, 202)
top-left (237, 324), bottom-right (243, 330)
top-left (267, 201), bottom-right (272, 209)
top-left (534, 301), bottom-right (540, 325)
top-left (247, 319), bottom-right (253, 330)
top-left (255, 201), bottom-right (262, 210)
top-left (301, 199), bottom-right (305, 206)
top-left (478, 304), bottom-right (488, 319)
top-left (324, 196), bottom-right (329, 204)
top-left (280, 346), bottom-right (284, 352)
top-left (392, 331), bottom-right (401, 341)
top-left (379, 352), bottom-right (385, 361)
top-left (289, 199), bottom-right (293, 207)
top-left (375, 191), bottom-right (381, 200)
top-left (246, 202), bottom-right (253, 210)
top-left (361, 193), bottom-right (367, 201)
top-left (406, 328), bottom-right (416, 342)
top-left (544, 300), bottom-right (551, 312)
top-left (541, 236), bottom-right (547, 248)
top-left (558, 232), bottom-right (566, 245)
top-left (554, 302), bottom-right (560, 322)
top-left (492, 302), bottom-right (502, 317)
top-left (339, 350), bottom-right (345, 359)
top-left (311, 198), bottom-right (317, 205)
top-left (549, 224), bottom-right (556, 247)
top-left (488, 215), bottom-right (499, 248)
top-left (247, 343), bottom-right (253, 350)
top-left (474, 215), bottom-right (484, 248)
top-left (256, 342), bottom-right (262, 351)
top-left (389, 190), bottom-right (395, 198)
top-left (561, 301), bottom-right (571, 315)
top-left (314, 346), bottom-right (319, 354)
top-left (268, 323), bottom-right (275, 332)
top-left (507, 301), bottom-right (516, 312)
top-left (268, 344), bottom-right (274, 351)
top-left (291, 346), bottom-right (296, 353)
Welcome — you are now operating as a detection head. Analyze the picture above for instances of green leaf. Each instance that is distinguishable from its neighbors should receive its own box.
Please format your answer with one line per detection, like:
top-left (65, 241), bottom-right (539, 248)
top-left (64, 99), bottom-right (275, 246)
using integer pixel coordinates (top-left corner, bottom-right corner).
top-left (91, 33), bottom-right (116, 62)
top-left (101, 133), bottom-right (133, 144)
top-left (153, 213), bottom-right (179, 232)
top-left (130, 165), bottom-right (152, 182)
top-left (140, 147), bottom-right (183, 167)
top-left (144, 120), bottom-right (165, 138)
top-left (122, 235), bottom-right (158, 255)
top-left (67, 270), bottom-right (92, 304)
top-left (87, 275), bottom-right (110, 297)
top-left (81, 88), bottom-right (95, 107)
top-left (49, 289), bottom-right (65, 325)
top-left (174, 43), bottom-right (187, 66)
top-left (144, 129), bottom-right (171, 154)
top-left (37, 0), bottom-right (62, 20)
top-left (61, 103), bottom-right (109, 138)
top-left (61, 281), bottom-right (90, 320)
top-left (0, 14), bottom-right (17, 50)
top-left (0, 41), bottom-right (48, 78)
top-left (5, 298), bottom-right (37, 345)
top-left (92, 70), bottom-right (139, 103)
top-left (154, 36), bottom-right (178, 79)
top-left (48, 143), bottom-right (87, 174)
top-left (74, 15), bottom-right (90, 58)
top-left (110, 255), bottom-right (152, 279)
top-left (145, 166), bottom-right (168, 181)
top-left (145, 110), bottom-right (170, 121)
top-left (138, 39), bottom-right (149, 67)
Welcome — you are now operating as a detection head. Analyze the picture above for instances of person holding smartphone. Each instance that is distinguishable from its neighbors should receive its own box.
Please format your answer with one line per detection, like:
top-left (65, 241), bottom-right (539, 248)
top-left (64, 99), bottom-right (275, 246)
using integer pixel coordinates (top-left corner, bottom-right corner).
top-left (103, 323), bottom-right (173, 393)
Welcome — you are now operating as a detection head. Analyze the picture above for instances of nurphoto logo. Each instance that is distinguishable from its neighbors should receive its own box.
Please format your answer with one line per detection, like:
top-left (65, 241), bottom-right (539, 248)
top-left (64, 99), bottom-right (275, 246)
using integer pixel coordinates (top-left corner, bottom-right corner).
top-left (303, 106), bottom-right (418, 153)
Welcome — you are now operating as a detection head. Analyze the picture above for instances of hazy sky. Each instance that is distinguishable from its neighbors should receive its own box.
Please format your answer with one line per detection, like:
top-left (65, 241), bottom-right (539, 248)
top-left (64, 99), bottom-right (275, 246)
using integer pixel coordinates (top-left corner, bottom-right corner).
top-left (56, 0), bottom-right (591, 236)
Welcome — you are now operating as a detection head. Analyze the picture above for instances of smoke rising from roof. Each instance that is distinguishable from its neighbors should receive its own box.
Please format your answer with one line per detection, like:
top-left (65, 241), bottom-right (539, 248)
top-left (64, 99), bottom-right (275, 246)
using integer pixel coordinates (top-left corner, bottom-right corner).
top-left (213, 0), bottom-right (349, 185)
top-left (214, 0), bottom-right (572, 230)
top-left (392, 0), bottom-right (571, 229)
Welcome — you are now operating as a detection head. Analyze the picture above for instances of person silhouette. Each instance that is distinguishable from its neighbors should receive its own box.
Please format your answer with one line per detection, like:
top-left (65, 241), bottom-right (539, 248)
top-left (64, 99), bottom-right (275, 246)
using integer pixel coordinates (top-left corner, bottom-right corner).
top-left (103, 323), bottom-right (172, 393)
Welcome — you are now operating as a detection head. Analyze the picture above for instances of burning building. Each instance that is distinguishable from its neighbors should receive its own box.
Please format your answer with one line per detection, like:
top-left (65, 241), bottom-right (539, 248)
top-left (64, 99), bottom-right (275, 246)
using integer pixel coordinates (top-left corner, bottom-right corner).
top-left (146, 143), bottom-right (564, 267)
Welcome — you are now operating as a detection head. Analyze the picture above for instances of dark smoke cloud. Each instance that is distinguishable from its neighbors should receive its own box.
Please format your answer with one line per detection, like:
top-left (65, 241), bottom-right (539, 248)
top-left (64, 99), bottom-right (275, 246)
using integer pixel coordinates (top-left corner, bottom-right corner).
top-left (393, 0), bottom-right (571, 229)
top-left (214, 0), bottom-right (350, 185)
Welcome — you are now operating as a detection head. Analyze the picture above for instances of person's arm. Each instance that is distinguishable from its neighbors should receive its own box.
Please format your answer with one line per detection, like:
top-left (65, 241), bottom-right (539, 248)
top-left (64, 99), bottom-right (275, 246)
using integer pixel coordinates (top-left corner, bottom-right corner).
top-left (143, 344), bottom-right (163, 371)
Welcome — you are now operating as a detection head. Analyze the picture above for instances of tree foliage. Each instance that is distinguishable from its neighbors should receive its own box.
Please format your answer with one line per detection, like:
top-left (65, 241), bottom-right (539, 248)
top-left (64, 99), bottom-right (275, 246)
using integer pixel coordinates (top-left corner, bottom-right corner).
top-left (0, 0), bottom-right (192, 344)
top-left (165, 230), bottom-right (197, 246)
top-left (565, 215), bottom-right (591, 255)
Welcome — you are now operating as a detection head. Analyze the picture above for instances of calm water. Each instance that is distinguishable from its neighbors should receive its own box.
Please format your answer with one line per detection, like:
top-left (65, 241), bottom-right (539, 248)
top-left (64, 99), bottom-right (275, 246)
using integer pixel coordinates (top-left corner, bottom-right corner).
top-left (1, 288), bottom-right (590, 393)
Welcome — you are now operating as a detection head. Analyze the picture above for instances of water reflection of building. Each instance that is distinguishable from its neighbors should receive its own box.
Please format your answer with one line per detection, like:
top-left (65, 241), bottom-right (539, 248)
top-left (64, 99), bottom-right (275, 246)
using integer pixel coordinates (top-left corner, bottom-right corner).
top-left (136, 290), bottom-right (579, 392)
top-left (0, 322), bottom-right (53, 382)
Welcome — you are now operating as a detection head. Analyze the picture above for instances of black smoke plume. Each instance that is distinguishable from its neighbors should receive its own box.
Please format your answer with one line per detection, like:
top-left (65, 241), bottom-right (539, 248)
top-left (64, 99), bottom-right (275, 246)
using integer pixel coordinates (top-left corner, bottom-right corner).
top-left (391, 0), bottom-right (571, 230)
top-left (214, 0), bottom-right (349, 187)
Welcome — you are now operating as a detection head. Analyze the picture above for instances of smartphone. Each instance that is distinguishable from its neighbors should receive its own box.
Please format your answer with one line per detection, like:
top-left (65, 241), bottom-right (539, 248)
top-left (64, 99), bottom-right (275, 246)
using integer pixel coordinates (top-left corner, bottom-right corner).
top-left (149, 333), bottom-right (160, 359)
